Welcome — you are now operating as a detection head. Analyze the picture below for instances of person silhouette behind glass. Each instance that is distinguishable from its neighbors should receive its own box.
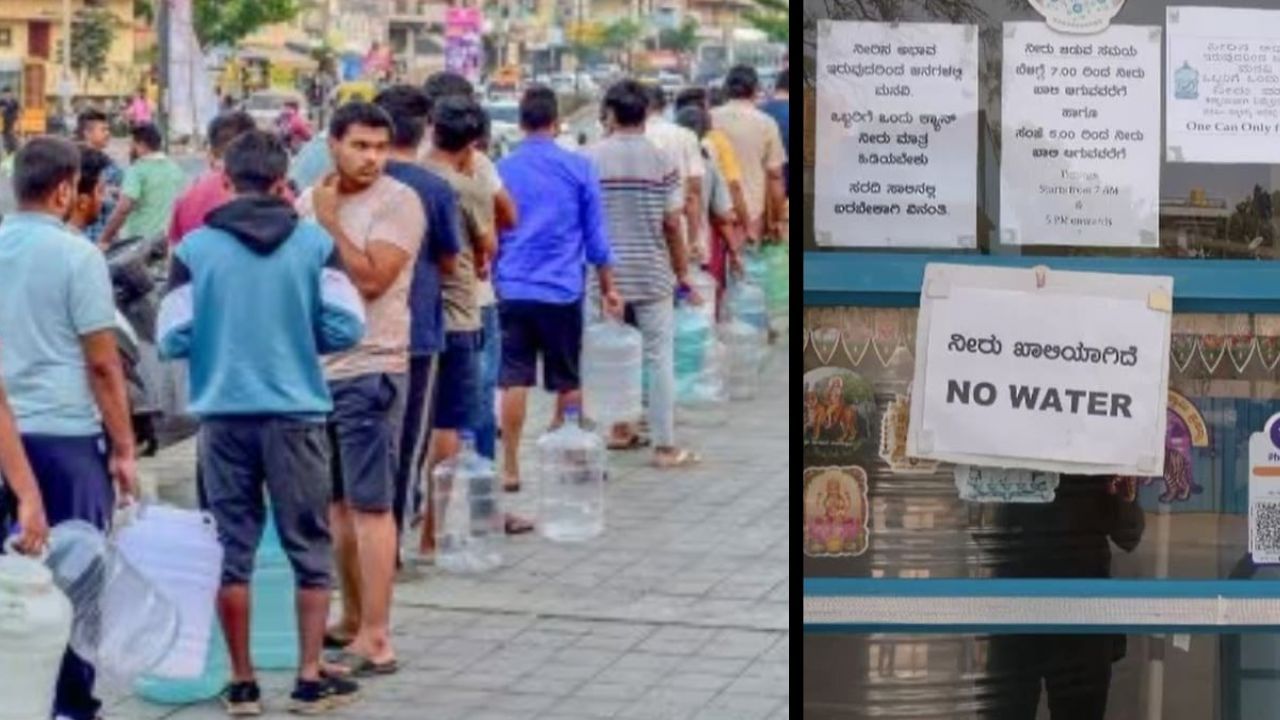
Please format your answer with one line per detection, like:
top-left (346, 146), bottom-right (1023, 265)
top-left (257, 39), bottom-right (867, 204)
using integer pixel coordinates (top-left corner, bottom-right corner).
top-left (984, 473), bottom-right (1146, 720)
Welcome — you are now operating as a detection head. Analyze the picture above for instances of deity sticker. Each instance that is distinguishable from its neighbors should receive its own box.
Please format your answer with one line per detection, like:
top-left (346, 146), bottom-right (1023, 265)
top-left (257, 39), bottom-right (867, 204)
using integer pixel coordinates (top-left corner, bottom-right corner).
top-left (803, 466), bottom-right (870, 557)
top-left (1109, 390), bottom-right (1208, 503)
top-left (803, 367), bottom-right (875, 456)
top-left (878, 394), bottom-right (940, 475)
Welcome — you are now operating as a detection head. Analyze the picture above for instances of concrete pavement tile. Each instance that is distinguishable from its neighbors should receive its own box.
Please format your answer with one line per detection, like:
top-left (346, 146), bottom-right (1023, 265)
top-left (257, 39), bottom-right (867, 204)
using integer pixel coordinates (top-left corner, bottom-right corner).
top-left (699, 692), bottom-right (785, 720)
top-left (674, 655), bottom-right (755, 677)
top-left (573, 681), bottom-right (652, 701)
top-left (526, 660), bottom-right (605, 681)
top-left (512, 628), bottom-right (582, 650)
top-left (616, 687), bottom-right (718, 720)
top-left (533, 617), bottom-right (595, 634)
top-left (571, 629), bottom-right (650, 652)
top-left (636, 626), bottom-right (717, 655)
top-left (552, 646), bottom-right (624, 670)
top-left (509, 673), bottom-right (588, 696)
top-left (543, 696), bottom-right (628, 718)
top-left (722, 672), bottom-right (788, 698)
top-left (591, 663), bottom-right (669, 686)
top-left (701, 629), bottom-right (783, 659)
top-left (484, 691), bottom-right (563, 714)
top-left (663, 672), bottom-right (737, 693)
top-left (607, 652), bottom-right (686, 671)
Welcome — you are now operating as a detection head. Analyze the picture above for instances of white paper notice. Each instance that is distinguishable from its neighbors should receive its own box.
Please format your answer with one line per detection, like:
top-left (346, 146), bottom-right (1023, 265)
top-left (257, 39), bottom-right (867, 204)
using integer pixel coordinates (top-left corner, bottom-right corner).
top-left (1166, 6), bottom-right (1280, 164)
top-left (999, 23), bottom-right (1162, 247)
top-left (814, 20), bottom-right (978, 248)
top-left (908, 264), bottom-right (1173, 476)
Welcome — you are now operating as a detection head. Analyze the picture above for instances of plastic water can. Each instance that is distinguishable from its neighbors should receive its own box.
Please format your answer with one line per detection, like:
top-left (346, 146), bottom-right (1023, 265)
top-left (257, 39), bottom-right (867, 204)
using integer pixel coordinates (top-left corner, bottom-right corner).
top-left (721, 319), bottom-right (762, 401)
top-left (582, 320), bottom-right (643, 432)
top-left (114, 504), bottom-right (222, 679)
top-left (135, 623), bottom-right (227, 704)
top-left (726, 277), bottom-right (769, 339)
top-left (688, 268), bottom-right (719, 325)
top-left (45, 520), bottom-right (178, 685)
top-left (433, 432), bottom-right (503, 573)
top-left (0, 545), bottom-right (72, 720)
top-left (536, 406), bottom-right (606, 542)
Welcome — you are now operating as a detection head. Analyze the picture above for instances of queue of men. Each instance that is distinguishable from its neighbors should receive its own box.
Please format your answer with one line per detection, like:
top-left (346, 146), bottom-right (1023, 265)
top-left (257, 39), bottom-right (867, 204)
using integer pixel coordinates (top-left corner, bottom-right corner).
top-left (0, 65), bottom-right (786, 718)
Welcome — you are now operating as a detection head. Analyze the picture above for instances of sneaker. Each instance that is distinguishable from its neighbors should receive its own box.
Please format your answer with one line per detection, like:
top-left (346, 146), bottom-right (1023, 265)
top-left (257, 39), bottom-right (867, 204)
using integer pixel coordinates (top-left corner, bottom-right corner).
top-left (289, 675), bottom-right (359, 715)
top-left (220, 680), bottom-right (262, 716)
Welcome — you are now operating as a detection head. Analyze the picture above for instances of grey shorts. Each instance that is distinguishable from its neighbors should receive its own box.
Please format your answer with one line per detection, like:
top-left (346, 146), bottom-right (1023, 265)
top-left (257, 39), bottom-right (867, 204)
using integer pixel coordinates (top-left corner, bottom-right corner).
top-left (328, 372), bottom-right (407, 512)
top-left (199, 416), bottom-right (333, 588)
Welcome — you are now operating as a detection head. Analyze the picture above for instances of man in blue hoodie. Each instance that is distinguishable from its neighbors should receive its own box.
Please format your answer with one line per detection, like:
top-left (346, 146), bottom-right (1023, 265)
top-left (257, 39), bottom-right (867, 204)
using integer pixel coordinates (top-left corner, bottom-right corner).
top-left (157, 130), bottom-right (366, 716)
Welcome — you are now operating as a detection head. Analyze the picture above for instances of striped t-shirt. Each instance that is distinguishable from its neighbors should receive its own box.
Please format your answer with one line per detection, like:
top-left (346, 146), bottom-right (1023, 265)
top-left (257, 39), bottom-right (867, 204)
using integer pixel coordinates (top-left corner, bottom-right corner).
top-left (584, 134), bottom-right (684, 302)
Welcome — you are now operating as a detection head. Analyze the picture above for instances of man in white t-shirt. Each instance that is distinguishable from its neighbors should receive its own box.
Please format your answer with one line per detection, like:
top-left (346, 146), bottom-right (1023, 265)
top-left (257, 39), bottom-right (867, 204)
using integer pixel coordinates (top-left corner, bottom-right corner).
top-left (645, 85), bottom-right (706, 263)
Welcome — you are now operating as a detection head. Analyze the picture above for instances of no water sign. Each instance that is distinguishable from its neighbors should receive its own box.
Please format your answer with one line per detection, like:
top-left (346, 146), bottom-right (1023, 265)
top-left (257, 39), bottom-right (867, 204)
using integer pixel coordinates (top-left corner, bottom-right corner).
top-left (1248, 413), bottom-right (1280, 563)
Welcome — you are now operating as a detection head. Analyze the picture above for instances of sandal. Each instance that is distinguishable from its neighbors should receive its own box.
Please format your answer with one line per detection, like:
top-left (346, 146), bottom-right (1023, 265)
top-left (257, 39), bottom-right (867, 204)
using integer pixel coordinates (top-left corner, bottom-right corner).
top-left (323, 630), bottom-right (354, 650)
top-left (504, 513), bottom-right (535, 535)
top-left (322, 649), bottom-right (399, 678)
top-left (606, 433), bottom-right (651, 451)
top-left (502, 475), bottom-right (521, 493)
top-left (653, 449), bottom-right (701, 469)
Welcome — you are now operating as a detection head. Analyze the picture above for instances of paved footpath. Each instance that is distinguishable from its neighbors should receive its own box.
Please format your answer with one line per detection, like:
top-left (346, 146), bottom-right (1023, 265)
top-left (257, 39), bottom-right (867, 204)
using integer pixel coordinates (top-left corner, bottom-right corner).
top-left (102, 347), bottom-right (790, 720)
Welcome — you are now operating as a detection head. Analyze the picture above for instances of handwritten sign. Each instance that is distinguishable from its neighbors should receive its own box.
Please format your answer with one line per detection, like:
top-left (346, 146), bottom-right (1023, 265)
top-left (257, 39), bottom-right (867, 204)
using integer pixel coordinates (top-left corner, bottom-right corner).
top-left (907, 264), bottom-right (1173, 475)
top-left (1166, 6), bottom-right (1280, 164)
top-left (999, 22), bottom-right (1161, 247)
top-left (814, 20), bottom-right (978, 248)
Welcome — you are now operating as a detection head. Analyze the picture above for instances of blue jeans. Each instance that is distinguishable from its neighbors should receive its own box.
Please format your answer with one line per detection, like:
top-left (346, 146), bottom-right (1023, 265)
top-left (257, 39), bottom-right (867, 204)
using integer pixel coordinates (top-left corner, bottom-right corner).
top-left (475, 304), bottom-right (500, 460)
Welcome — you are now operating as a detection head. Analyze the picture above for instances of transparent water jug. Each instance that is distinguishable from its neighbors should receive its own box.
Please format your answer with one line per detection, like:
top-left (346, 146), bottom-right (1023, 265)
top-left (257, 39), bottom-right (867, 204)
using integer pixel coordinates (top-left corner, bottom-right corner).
top-left (114, 504), bottom-right (223, 679)
top-left (582, 319), bottom-right (643, 432)
top-left (760, 244), bottom-right (789, 325)
top-left (433, 431), bottom-right (503, 573)
top-left (721, 319), bottom-right (762, 401)
top-left (0, 544), bottom-right (72, 720)
top-left (675, 301), bottom-right (728, 425)
top-left (45, 520), bottom-right (178, 685)
top-left (536, 406), bottom-right (606, 542)
top-left (252, 510), bottom-right (297, 670)
top-left (726, 277), bottom-right (769, 339)
top-left (688, 267), bottom-right (719, 325)
top-left (136, 623), bottom-right (227, 704)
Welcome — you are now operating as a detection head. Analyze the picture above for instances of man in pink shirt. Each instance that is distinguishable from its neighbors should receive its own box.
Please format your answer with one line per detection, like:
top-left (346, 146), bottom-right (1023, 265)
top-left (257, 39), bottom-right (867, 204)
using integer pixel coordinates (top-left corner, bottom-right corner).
top-left (169, 111), bottom-right (275, 246)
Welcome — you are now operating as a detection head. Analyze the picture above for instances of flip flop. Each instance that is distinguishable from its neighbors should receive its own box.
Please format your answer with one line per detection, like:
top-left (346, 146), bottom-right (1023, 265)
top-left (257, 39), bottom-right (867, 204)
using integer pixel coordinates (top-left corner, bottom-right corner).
top-left (654, 449), bottom-right (701, 469)
top-left (323, 630), bottom-right (353, 650)
top-left (502, 475), bottom-right (521, 493)
top-left (504, 513), bottom-right (535, 535)
top-left (606, 434), bottom-right (651, 451)
top-left (323, 649), bottom-right (399, 678)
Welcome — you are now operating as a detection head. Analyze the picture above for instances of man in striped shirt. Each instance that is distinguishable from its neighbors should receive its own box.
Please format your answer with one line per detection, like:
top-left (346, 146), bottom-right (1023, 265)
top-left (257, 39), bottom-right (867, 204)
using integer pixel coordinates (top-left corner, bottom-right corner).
top-left (584, 79), bottom-right (699, 468)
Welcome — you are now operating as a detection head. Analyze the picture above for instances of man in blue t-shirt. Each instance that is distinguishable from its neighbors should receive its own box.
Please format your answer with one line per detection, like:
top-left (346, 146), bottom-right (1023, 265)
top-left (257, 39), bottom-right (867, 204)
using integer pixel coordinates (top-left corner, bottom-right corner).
top-left (760, 68), bottom-right (790, 199)
top-left (372, 85), bottom-right (460, 563)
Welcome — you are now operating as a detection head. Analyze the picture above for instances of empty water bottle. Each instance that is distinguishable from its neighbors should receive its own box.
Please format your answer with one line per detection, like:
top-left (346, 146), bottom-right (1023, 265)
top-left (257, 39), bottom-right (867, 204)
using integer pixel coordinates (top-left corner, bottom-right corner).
top-left (675, 301), bottom-right (727, 424)
top-left (687, 268), bottom-right (719, 325)
top-left (582, 319), bottom-right (643, 432)
top-left (45, 520), bottom-right (178, 686)
top-left (721, 319), bottom-right (762, 401)
top-left (726, 277), bottom-right (769, 339)
top-left (537, 406), bottom-right (606, 542)
top-left (433, 431), bottom-right (503, 573)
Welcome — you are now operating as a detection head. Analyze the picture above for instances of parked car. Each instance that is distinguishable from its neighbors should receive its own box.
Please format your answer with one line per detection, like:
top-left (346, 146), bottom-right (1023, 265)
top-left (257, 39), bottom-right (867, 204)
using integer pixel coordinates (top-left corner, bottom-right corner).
top-left (244, 90), bottom-right (308, 132)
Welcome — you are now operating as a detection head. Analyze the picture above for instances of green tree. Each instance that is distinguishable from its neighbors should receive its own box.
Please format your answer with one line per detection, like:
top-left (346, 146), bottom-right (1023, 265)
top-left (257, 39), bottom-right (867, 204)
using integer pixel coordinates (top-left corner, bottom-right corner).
top-left (71, 6), bottom-right (121, 89)
top-left (745, 0), bottom-right (787, 43)
top-left (602, 18), bottom-right (643, 71)
top-left (134, 0), bottom-right (302, 49)
top-left (658, 17), bottom-right (699, 56)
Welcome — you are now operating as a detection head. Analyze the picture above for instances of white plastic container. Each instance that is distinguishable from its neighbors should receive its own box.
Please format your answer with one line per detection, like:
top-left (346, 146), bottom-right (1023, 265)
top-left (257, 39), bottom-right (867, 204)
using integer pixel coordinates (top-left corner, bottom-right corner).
top-left (582, 320), bottom-right (643, 432)
top-left (536, 406), bottom-right (606, 542)
top-left (113, 504), bottom-right (222, 679)
top-left (0, 547), bottom-right (72, 720)
top-left (721, 319), bottom-right (763, 401)
top-left (432, 432), bottom-right (504, 573)
top-left (45, 520), bottom-right (178, 685)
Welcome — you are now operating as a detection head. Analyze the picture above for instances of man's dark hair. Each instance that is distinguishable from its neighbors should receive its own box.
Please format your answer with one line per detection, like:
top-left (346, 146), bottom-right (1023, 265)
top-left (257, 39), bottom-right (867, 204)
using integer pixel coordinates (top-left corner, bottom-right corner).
top-left (519, 85), bottom-right (558, 131)
top-left (676, 106), bottom-right (709, 139)
top-left (373, 84), bottom-right (431, 148)
top-left (14, 136), bottom-right (80, 203)
top-left (207, 111), bottom-right (256, 155)
top-left (75, 145), bottom-right (112, 196)
top-left (75, 109), bottom-right (109, 139)
top-left (725, 65), bottom-right (759, 100)
top-left (431, 96), bottom-right (485, 153)
top-left (423, 71), bottom-right (475, 104)
top-left (329, 101), bottom-right (394, 141)
top-left (709, 86), bottom-right (727, 107)
top-left (646, 83), bottom-right (668, 111)
top-left (222, 130), bottom-right (289, 194)
top-left (130, 122), bottom-right (163, 151)
top-left (603, 80), bottom-right (649, 128)
top-left (675, 87), bottom-right (707, 111)
top-left (776, 68), bottom-right (788, 91)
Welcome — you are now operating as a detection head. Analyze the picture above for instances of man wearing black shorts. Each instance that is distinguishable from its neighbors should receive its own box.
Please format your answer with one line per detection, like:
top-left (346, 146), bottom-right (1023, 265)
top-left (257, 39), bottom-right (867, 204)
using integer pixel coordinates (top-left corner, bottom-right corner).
top-left (494, 86), bottom-right (622, 487)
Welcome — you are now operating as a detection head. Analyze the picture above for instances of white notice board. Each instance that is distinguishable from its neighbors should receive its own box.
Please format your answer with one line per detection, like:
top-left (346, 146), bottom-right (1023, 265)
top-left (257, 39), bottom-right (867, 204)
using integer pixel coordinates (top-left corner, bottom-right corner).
top-left (814, 20), bottom-right (979, 248)
top-left (907, 264), bottom-right (1173, 475)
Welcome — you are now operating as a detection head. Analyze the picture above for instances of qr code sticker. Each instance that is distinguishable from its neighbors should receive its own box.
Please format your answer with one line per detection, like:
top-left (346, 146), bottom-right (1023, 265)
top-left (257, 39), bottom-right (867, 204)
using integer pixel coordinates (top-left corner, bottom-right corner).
top-left (1252, 501), bottom-right (1280, 560)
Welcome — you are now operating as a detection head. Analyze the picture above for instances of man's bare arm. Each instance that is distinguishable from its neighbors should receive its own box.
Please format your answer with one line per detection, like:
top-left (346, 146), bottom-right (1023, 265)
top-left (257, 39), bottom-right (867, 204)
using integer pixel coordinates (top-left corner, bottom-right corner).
top-left (662, 210), bottom-right (689, 283)
top-left (80, 330), bottom-right (135, 462)
top-left (96, 196), bottom-right (135, 250)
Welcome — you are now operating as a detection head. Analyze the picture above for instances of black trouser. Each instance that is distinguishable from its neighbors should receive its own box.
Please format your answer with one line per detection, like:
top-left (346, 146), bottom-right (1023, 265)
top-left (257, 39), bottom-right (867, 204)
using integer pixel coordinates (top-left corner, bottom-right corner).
top-left (393, 354), bottom-right (437, 550)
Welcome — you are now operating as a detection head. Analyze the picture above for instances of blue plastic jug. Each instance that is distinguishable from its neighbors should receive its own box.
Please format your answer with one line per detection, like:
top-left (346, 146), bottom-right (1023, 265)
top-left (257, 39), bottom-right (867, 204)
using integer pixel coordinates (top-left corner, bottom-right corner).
top-left (251, 511), bottom-right (297, 669)
top-left (135, 623), bottom-right (226, 704)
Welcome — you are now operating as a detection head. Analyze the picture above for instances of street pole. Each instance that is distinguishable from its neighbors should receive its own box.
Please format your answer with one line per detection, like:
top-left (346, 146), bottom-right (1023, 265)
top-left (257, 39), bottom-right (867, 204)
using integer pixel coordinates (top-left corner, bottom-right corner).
top-left (157, 0), bottom-right (170, 151)
top-left (61, 0), bottom-right (71, 131)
